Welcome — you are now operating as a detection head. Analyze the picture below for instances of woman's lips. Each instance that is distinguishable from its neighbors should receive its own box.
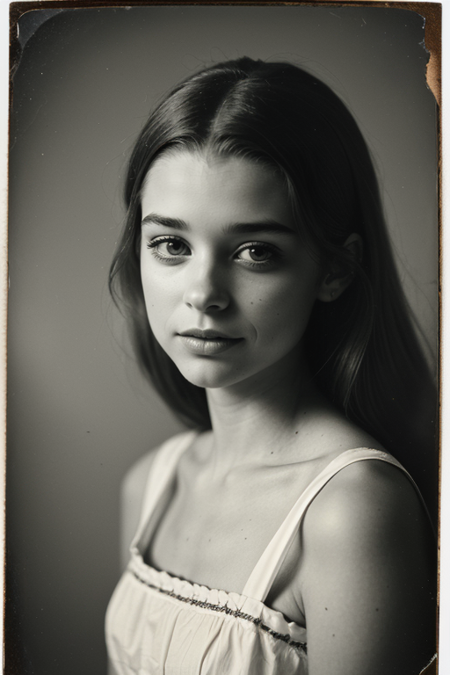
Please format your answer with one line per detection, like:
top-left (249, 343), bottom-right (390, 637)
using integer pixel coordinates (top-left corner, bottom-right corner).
top-left (178, 329), bottom-right (243, 355)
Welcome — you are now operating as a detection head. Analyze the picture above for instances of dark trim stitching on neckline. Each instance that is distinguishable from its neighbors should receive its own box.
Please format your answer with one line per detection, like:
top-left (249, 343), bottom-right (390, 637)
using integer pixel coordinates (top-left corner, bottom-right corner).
top-left (130, 569), bottom-right (307, 653)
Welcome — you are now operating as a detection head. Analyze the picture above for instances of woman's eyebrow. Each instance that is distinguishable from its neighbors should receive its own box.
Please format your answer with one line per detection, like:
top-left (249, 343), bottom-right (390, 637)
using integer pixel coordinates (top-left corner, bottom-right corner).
top-left (141, 214), bottom-right (187, 230)
top-left (142, 214), bottom-right (296, 236)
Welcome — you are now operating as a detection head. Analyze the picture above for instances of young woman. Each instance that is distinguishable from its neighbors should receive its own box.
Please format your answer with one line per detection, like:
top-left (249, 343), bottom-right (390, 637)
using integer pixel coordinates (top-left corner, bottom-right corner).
top-left (105, 58), bottom-right (437, 675)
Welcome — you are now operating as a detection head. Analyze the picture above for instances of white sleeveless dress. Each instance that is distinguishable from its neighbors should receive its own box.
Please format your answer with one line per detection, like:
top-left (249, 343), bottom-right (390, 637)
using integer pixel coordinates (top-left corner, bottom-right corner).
top-left (105, 430), bottom-right (435, 675)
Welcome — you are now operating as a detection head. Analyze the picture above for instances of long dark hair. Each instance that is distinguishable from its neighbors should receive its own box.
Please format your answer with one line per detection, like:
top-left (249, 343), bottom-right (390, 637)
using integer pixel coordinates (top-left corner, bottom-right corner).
top-left (109, 57), bottom-right (437, 518)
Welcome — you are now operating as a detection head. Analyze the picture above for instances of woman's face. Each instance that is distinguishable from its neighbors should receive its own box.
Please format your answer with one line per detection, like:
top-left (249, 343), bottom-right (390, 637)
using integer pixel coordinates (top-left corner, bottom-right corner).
top-left (140, 150), bottom-right (324, 391)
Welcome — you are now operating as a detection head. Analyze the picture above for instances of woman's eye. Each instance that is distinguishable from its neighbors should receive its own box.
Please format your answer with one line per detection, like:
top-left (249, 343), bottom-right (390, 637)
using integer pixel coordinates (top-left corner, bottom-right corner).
top-left (236, 244), bottom-right (276, 266)
top-left (147, 237), bottom-right (191, 260)
top-left (162, 240), bottom-right (189, 256)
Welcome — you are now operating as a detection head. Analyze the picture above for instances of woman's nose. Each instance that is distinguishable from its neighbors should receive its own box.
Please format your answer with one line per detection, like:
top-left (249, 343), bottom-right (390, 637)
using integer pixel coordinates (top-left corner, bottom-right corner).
top-left (183, 261), bottom-right (230, 312)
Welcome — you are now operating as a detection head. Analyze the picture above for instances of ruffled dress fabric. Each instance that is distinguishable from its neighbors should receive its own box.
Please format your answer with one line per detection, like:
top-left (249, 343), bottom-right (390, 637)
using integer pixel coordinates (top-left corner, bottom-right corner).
top-left (107, 562), bottom-right (307, 674)
top-left (105, 431), bottom-right (432, 675)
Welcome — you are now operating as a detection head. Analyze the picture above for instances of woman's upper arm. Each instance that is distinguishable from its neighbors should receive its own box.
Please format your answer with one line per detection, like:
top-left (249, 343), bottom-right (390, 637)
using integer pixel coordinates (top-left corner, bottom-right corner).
top-left (300, 460), bottom-right (436, 675)
top-left (119, 450), bottom-right (156, 570)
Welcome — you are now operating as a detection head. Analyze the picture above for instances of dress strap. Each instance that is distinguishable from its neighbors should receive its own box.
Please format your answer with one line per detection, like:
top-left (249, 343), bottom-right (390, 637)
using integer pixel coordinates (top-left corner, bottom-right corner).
top-left (242, 448), bottom-right (418, 603)
top-left (130, 430), bottom-right (198, 552)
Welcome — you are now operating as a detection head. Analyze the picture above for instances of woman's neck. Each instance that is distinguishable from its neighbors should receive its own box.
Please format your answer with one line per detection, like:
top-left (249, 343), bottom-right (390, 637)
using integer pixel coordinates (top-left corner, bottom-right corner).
top-left (204, 352), bottom-right (328, 474)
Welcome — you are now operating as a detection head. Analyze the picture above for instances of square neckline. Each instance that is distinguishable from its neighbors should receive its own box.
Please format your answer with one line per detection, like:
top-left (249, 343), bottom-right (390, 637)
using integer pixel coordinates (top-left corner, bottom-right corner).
top-left (127, 430), bottom-right (413, 639)
top-left (129, 430), bottom-right (309, 636)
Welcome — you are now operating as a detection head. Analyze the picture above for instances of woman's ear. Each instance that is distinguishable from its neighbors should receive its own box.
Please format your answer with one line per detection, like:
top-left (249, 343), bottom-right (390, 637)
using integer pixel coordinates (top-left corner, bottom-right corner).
top-left (317, 233), bottom-right (363, 303)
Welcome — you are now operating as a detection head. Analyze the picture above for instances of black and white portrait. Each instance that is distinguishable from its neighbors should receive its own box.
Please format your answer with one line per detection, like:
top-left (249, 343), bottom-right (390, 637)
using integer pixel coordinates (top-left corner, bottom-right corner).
top-left (6, 5), bottom-right (440, 675)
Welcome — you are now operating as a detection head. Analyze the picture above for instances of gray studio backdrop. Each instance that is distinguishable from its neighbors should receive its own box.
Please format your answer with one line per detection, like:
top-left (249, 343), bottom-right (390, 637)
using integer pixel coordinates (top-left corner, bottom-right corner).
top-left (7, 6), bottom-right (438, 675)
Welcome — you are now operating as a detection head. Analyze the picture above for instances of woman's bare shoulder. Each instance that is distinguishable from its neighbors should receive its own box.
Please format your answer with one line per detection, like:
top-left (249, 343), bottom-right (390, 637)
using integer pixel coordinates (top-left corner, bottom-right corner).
top-left (121, 429), bottom-right (195, 504)
top-left (121, 446), bottom-right (158, 506)
top-left (119, 445), bottom-right (159, 568)
top-left (119, 430), bottom-right (194, 567)
top-left (304, 455), bottom-right (429, 539)
top-left (299, 456), bottom-right (436, 675)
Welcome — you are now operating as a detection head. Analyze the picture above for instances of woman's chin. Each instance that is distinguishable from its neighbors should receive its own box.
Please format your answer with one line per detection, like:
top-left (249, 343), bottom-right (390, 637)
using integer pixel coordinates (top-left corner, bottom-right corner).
top-left (179, 370), bottom-right (236, 391)
top-left (173, 349), bottom-right (301, 392)
top-left (176, 360), bottom-right (248, 391)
